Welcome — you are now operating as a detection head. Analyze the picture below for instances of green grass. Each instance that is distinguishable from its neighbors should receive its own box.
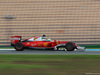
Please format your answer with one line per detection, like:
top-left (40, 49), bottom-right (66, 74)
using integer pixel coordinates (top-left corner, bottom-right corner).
top-left (80, 44), bottom-right (100, 49)
top-left (0, 47), bottom-right (14, 49)
top-left (0, 55), bottom-right (100, 75)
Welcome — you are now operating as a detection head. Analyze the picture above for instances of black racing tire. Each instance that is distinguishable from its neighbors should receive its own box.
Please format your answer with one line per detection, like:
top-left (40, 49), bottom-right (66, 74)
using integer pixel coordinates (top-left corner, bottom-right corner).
top-left (14, 42), bottom-right (24, 51)
top-left (65, 42), bottom-right (75, 51)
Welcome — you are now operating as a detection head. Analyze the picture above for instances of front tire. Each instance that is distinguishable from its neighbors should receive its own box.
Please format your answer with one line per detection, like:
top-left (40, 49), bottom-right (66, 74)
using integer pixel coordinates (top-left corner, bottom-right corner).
top-left (65, 42), bottom-right (75, 51)
top-left (14, 42), bottom-right (24, 51)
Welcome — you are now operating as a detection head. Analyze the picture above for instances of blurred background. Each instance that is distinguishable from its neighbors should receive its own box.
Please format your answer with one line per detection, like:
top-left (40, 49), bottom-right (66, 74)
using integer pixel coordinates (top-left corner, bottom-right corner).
top-left (0, 0), bottom-right (100, 46)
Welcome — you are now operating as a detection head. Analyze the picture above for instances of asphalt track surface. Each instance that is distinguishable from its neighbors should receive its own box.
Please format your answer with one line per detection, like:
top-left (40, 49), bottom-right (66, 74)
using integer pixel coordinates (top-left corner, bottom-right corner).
top-left (0, 49), bottom-right (100, 55)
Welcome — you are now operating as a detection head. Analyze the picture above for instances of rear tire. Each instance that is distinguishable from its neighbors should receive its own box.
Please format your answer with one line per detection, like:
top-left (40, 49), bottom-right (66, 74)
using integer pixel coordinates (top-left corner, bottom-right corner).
top-left (65, 42), bottom-right (75, 51)
top-left (14, 42), bottom-right (24, 51)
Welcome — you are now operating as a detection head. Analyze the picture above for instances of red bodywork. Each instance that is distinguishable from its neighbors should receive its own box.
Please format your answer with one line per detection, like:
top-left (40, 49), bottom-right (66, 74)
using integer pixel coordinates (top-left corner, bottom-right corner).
top-left (23, 41), bottom-right (68, 48)
top-left (11, 36), bottom-right (78, 49)
top-left (11, 36), bottom-right (21, 44)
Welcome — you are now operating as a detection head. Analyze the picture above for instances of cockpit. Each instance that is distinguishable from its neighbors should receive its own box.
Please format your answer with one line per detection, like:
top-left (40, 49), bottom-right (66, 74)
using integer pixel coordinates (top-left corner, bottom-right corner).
top-left (35, 37), bottom-right (51, 41)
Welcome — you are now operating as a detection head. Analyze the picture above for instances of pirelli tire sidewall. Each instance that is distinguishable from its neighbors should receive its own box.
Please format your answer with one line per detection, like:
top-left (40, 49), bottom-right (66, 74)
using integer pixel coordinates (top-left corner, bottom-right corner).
top-left (65, 42), bottom-right (75, 51)
top-left (14, 42), bottom-right (24, 51)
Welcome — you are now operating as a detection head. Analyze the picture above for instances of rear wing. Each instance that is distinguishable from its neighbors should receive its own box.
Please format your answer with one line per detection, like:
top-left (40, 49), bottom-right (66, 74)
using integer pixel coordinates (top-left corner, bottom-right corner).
top-left (11, 36), bottom-right (21, 46)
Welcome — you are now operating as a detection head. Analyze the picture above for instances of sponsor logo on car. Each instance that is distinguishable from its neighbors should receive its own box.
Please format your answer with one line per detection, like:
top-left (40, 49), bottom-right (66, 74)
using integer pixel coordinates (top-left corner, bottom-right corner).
top-left (38, 44), bottom-right (41, 47)
top-left (44, 43), bottom-right (48, 47)
top-left (11, 37), bottom-right (20, 40)
top-left (57, 42), bottom-right (59, 45)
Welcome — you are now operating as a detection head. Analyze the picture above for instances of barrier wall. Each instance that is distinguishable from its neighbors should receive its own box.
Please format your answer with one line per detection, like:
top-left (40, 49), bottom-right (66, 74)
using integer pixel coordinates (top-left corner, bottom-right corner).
top-left (0, 0), bottom-right (100, 46)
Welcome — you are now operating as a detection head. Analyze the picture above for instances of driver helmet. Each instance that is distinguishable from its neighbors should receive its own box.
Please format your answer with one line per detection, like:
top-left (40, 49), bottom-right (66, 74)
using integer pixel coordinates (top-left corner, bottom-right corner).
top-left (42, 35), bottom-right (46, 39)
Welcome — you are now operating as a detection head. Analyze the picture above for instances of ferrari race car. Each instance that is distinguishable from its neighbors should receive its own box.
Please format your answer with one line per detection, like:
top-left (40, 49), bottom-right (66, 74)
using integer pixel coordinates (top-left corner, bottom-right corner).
top-left (11, 35), bottom-right (85, 51)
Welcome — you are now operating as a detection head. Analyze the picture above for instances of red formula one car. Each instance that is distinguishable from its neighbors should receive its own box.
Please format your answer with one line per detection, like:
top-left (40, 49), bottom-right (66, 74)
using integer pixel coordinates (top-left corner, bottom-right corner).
top-left (11, 35), bottom-right (85, 51)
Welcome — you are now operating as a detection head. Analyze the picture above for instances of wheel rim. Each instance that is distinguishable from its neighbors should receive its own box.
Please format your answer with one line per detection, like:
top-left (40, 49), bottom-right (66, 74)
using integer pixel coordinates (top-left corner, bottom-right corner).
top-left (15, 43), bottom-right (23, 50)
top-left (65, 43), bottom-right (74, 51)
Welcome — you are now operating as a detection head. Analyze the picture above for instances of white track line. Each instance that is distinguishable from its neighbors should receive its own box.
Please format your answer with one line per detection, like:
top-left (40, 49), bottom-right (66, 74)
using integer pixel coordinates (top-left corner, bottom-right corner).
top-left (0, 49), bottom-right (15, 50)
